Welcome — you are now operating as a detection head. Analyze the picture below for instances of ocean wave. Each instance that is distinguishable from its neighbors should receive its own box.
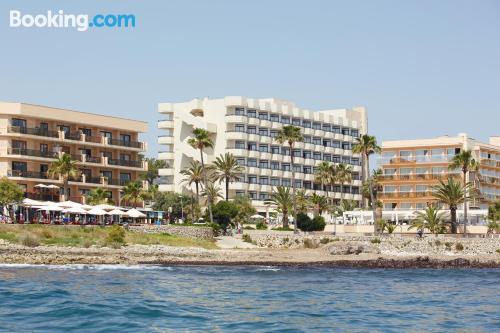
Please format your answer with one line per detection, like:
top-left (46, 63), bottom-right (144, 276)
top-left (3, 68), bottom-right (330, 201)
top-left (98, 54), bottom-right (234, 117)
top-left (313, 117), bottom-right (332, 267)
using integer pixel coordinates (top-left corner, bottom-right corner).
top-left (255, 266), bottom-right (281, 272)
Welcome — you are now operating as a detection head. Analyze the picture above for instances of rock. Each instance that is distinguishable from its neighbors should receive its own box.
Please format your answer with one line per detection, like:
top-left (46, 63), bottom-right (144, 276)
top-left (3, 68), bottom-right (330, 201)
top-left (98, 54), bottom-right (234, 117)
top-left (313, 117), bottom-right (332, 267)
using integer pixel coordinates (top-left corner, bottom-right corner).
top-left (328, 242), bottom-right (380, 255)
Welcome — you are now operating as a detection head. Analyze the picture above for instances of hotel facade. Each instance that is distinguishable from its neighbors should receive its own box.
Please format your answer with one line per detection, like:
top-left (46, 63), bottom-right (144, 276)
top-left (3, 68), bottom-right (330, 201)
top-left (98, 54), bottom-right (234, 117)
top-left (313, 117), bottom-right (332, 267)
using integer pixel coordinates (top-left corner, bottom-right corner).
top-left (157, 96), bottom-right (367, 213)
top-left (379, 133), bottom-right (500, 211)
top-left (0, 102), bottom-right (148, 204)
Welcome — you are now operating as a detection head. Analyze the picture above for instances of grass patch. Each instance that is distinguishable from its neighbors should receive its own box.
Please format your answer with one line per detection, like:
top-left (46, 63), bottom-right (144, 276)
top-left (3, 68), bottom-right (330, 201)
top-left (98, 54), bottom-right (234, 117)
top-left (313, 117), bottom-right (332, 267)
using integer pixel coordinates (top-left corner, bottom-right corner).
top-left (303, 238), bottom-right (317, 249)
top-left (0, 225), bottom-right (216, 249)
top-left (371, 238), bottom-right (381, 244)
top-left (242, 234), bottom-right (252, 243)
top-left (496, 249), bottom-right (500, 254)
top-left (445, 242), bottom-right (453, 250)
top-left (455, 242), bottom-right (464, 251)
top-left (272, 227), bottom-right (294, 231)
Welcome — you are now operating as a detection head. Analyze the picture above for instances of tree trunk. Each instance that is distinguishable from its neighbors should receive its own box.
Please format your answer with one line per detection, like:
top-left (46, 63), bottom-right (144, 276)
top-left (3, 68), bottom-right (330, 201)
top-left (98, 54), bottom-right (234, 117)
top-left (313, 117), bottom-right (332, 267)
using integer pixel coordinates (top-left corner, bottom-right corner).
top-left (195, 181), bottom-right (200, 204)
top-left (225, 176), bottom-right (229, 201)
top-left (63, 178), bottom-right (69, 202)
top-left (363, 153), bottom-right (370, 209)
top-left (450, 206), bottom-right (457, 234)
top-left (200, 148), bottom-right (213, 223)
top-left (282, 209), bottom-right (289, 228)
top-left (290, 143), bottom-right (297, 233)
top-left (366, 153), bottom-right (377, 233)
top-left (462, 170), bottom-right (468, 235)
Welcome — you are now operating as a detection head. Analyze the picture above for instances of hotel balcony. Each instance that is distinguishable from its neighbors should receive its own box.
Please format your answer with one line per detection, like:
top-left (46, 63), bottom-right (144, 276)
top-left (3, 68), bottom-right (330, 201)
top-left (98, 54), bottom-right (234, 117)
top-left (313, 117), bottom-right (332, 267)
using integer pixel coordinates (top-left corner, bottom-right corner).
top-left (158, 135), bottom-right (174, 145)
top-left (226, 131), bottom-right (247, 141)
top-left (157, 119), bottom-right (174, 128)
top-left (225, 115), bottom-right (247, 123)
top-left (159, 168), bottom-right (175, 176)
top-left (4, 126), bottom-right (146, 151)
top-left (378, 191), bottom-right (435, 199)
top-left (158, 151), bottom-right (175, 160)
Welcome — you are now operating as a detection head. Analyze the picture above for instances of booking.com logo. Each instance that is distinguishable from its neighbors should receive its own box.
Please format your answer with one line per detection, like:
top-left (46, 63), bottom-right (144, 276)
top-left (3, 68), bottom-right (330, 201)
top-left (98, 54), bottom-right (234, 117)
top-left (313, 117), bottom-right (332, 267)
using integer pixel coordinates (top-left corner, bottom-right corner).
top-left (9, 10), bottom-right (135, 32)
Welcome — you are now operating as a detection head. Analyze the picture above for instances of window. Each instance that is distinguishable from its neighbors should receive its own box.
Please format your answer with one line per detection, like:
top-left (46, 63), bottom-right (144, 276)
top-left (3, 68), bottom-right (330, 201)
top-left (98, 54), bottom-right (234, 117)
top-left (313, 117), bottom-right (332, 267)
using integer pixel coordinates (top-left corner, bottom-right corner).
top-left (247, 159), bottom-right (257, 167)
top-left (271, 178), bottom-right (280, 186)
top-left (416, 185), bottom-right (428, 192)
top-left (258, 112), bottom-right (268, 120)
top-left (323, 139), bottom-right (331, 147)
top-left (282, 163), bottom-right (291, 171)
top-left (11, 118), bottom-right (26, 127)
top-left (248, 175), bottom-right (257, 184)
top-left (79, 128), bottom-right (92, 137)
top-left (400, 185), bottom-right (413, 192)
top-left (236, 158), bottom-right (246, 166)
top-left (40, 123), bottom-right (49, 132)
top-left (332, 155), bottom-right (341, 163)
top-left (120, 154), bottom-right (131, 161)
top-left (236, 191), bottom-right (246, 197)
top-left (384, 185), bottom-right (397, 192)
top-left (303, 151), bottom-right (312, 159)
top-left (332, 141), bottom-right (341, 148)
top-left (12, 140), bottom-right (26, 149)
top-left (282, 179), bottom-right (291, 187)
top-left (293, 149), bottom-right (301, 157)
top-left (270, 114), bottom-right (280, 122)
top-left (303, 166), bottom-right (312, 174)
top-left (235, 141), bottom-right (245, 149)
top-left (322, 124), bottom-right (331, 132)
top-left (282, 147), bottom-right (290, 155)
top-left (248, 142), bottom-right (257, 151)
top-left (120, 173), bottom-right (131, 184)
top-left (101, 151), bottom-right (112, 159)
top-left (259, 144), bottom-right (269, 153)
top-left (271, 161), bottom-right (280, 170)
top-left (313, 152), bottom-right (321, 160)
top-left (281, 116), bottom-right (290, 124)
top-left (313, 137), bottom-right (321, 145)
top-left (342, 142), bottom-right (350, 150)
top-left (259, 192), bottom-right (269, 201)
top-left (313, 122), bottom-right (321, 130)
top-left (259, 128), bottom-right (269, 136)
top-left (259, 177), bottom-right (269, 185)
top-left (12, 161), bottom-right (27, 172)
top-left (351, 130), bottom-right (359, 137)
top-left (303, 136), bottom-right (311, 143)
top-left (259, 160), bottom-right (269, 169)
top-left (235, 107), bottom-right (245, 116)
top-left (235, 124), bottom-right (245, 132)
top-left (249, 192), bottom-right (257, 200)
top-left (101, 170), bottom-right (112, 180)
top-left (399, 150), bottom-right (412, 162)
top-left (292, 164), bottom-right (301, 172)
top-left (270, 130), bottom-right (278, 138)
top-left (40, 144), bottom-right (48, 153)
top-left (302, 120), bottom-right (311, 128)
top-left (304, 181), bottom-right (312, 189)
top-left (342, 128), bottom-right (350, 135)
top-left (351, 158), bottom-right (359, 165)
top-left (271, 146), bottom-right (280, 154)
top-left (332, 126), bottom-right (341, 133)
top-left (294, 180), bottom-right (302, 188)
top-left (120, 134), bottom-right (131, 143)
top-left (100, 131), bottom-right (112, 139)
top-left (323, 154), bottom-right (331, 161)
top-left (247, 126), bottom-right (257, 134)
top-left (416, 149), bottom-right (430, 162)
top-left (342, 156), bottom-right (351, 164)
top-left (247, 109), bottom-right (257, 118)
top-left (292, 118), bottom-right (301, 126)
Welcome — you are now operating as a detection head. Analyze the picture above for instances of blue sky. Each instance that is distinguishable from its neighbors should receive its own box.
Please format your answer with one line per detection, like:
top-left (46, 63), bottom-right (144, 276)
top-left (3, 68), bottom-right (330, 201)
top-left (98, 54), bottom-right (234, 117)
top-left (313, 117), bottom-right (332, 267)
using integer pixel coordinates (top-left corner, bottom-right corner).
top-left (0, 0), bottom-right (499, 157)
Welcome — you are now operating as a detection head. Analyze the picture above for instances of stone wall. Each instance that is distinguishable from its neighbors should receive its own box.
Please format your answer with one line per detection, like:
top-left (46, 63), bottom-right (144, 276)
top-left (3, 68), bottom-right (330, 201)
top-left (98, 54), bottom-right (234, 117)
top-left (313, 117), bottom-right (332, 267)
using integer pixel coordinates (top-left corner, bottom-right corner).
top-left (129, 225), bottom-right (213, 240)
top-left (244, 230), bottom-right (500, 254)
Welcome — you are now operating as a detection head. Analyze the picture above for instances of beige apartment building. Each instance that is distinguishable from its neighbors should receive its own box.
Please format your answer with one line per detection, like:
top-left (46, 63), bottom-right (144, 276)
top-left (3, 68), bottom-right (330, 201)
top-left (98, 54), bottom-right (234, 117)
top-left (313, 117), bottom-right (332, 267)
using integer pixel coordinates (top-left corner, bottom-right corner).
top-left (158, 96), bottom-right (367, 213)
top-left (0, 102), bottom-right (148, 204)
top-left (379, 133), bottom-right (500, 211)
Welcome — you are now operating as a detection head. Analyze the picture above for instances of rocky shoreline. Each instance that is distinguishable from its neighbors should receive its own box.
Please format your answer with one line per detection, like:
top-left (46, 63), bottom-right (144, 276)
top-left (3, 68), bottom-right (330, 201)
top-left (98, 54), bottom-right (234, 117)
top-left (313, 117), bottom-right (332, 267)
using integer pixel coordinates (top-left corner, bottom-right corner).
top-left (1, 239), bottom-right (499, 268)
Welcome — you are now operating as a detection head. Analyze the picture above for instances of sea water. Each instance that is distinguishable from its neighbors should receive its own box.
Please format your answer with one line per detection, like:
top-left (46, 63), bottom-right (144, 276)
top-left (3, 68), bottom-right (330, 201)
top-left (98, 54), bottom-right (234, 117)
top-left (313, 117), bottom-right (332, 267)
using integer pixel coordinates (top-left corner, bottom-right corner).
top-left (0, 265), bottom-right (498, 332)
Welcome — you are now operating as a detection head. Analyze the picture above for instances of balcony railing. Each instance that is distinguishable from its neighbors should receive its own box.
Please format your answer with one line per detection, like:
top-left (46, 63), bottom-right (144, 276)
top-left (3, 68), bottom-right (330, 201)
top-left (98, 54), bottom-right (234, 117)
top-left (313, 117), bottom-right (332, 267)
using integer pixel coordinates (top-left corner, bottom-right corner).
top-left (85, 156), bottom-right (102, 164)
top-left (379, 191), bottom-right (435, 199)
top-left (378, 173), bottom-right (461, 181)
top-left (108, 138), bottom-right (142, 149)
top-left (8, 126), bottom-right (59, 138)
top-left (9, 170), bottom-right (49, 179)
top-left (8, 148), bottom-right (59, 159)
top-left (108, 159), bottom-right (143, 168)
top-left (64, 132), bottom-right (82, 141)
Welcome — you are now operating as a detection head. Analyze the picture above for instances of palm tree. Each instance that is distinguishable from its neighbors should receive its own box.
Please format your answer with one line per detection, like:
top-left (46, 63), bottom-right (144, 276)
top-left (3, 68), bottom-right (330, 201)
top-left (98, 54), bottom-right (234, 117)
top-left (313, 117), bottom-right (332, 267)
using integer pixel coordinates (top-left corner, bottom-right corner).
top-left (85, 188), bottom-right (111, 205)
top-left (432, 177), bottom-right (470, 234)
top-left (449, 150), bottom-right (477, 233)
top-left (311, 193), bottom-right (328, 216)
top-left (265, 186), bottom-right (293, 229)
top-left (140, 158), bottom-right (167, 186)
top-left (335, 163), bottom-right (353, 201)
top-left (315, 161), bottom-right (335, 202)
top-left (295, 189), bottom-right (310, 214)
top-left (409, 205), bottom-right (447, 235)
top-left (188, 128), bottom-right (215, 223)
top-left (180, 161), bottom-right (204, 204)
top-left (353, 135), bottom-right (381, 229)
top-left (47, 153), bottom-right (80, 201)
top-left (275, 125), bottom-right (303, 231)
top-left (211, 153), bottom-right (244, 201)
top-left (201, 182), bottom-right (223, 207)
top-left (121, 181), bottom-right (148, 208)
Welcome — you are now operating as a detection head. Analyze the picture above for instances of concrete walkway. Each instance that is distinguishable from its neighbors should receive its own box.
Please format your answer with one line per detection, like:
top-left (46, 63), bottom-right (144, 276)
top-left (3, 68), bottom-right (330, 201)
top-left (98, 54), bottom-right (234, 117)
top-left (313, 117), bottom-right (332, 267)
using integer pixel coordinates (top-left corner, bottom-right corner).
top-left (215, 235), bottom-right (258, 249)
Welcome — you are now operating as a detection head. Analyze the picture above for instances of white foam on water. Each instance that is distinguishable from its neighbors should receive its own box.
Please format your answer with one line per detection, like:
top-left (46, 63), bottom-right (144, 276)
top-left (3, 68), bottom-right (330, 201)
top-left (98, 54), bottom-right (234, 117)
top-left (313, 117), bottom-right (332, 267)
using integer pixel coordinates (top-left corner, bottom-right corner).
top-left (255, 266), bottom-right (281, 272)
top-left (0, 263), bottom-right (173, 271)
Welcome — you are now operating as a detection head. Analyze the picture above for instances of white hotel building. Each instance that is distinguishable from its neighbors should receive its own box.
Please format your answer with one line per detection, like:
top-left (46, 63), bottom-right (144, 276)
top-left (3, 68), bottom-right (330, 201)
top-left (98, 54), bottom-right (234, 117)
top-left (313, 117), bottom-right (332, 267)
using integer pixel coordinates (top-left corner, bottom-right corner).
top-left (157, 97), bottom-right (367, 213)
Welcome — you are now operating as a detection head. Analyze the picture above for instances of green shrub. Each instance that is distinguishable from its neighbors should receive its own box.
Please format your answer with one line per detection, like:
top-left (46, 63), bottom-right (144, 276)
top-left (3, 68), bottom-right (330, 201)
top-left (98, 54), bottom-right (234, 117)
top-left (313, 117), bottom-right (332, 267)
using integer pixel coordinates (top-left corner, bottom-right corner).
top-left (255, 221), bottom-right (267, 230)
top-left (105, 225), bottom-right (125, 247)
top-left (455, 243), bottom-right (464, 251)
top-left (242, 234), bottom-right (252, 243)
top-left (243, 226), bottom-right (255, 230)
top-left (496, 249), bottom-right (500, 254)
top-left (208, 222), bottom-right (221, 236)
top-left (19, 233), bottom-right (40, 247)
top-left (445, 242), bottom-right (453, 250)
top-left (320, 237), bottom-right (331, 244)
top-left (272, 227), bottom-right (294, 231)
top-left (297, 213), bottom-right (325, 231)
top-left (371, 238), bottom-right (381, 244)
top-left (434, 240), bottom-right (442, 246)
top-left (211, 201), bottom-right (239, 229)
